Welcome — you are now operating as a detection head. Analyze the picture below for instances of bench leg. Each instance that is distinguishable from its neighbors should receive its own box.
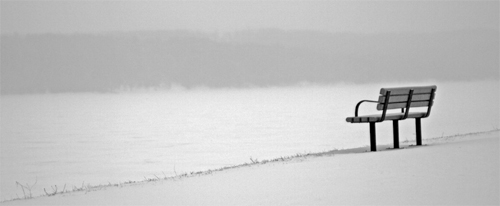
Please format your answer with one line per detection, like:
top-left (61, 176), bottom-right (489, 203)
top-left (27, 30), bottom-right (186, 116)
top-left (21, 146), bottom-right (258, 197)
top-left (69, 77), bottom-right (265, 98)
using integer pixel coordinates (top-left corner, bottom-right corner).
top-left (415, 118), bottom-right (422, 146)
top-left (392, 120), bottom-right (400, 149)
top-left (369, 122), bottom-right (376, 151)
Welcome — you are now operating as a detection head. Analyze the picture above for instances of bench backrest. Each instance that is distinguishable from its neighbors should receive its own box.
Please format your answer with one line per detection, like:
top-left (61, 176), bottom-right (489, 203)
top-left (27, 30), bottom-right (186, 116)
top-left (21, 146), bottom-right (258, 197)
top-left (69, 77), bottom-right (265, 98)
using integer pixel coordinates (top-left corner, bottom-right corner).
top-left (376, 85), bottom-right (437, 111)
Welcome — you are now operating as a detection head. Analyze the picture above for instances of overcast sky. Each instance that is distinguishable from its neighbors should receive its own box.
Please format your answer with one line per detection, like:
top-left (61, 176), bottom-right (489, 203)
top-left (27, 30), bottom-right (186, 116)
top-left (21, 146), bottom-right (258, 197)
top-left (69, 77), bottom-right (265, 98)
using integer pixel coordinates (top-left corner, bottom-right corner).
top-left (1, 0), bottom-right (498, 35)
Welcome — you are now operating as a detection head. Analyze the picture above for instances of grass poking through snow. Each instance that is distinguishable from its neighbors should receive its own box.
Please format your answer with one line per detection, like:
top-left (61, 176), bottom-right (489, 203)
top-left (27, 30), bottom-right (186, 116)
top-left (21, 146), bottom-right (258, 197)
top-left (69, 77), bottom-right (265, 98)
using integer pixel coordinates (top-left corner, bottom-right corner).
top-left (2, 129), bottom-right (498, 203)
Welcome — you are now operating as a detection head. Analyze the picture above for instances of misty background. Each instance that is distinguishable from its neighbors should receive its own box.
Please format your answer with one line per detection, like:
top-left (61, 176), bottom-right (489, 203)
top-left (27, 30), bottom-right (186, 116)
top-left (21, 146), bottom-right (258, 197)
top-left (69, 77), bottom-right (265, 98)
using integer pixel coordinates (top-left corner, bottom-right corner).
top-left (1, 1), bottom-right (499, 94)
top-left (1, 29), bottom-right (499, 94)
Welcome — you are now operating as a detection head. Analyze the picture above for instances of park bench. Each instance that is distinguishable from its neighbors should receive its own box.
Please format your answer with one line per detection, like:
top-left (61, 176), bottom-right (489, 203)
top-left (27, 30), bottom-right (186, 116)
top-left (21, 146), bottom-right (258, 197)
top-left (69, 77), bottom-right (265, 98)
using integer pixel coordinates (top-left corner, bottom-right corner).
top-left (346, 85), bottom-right (437, 151)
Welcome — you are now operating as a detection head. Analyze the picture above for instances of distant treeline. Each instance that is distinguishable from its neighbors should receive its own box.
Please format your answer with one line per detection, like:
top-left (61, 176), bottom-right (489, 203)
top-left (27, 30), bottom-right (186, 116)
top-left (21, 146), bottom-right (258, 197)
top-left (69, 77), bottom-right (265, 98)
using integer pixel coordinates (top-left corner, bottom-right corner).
top-left (1, 29), bottom-right (498, 94)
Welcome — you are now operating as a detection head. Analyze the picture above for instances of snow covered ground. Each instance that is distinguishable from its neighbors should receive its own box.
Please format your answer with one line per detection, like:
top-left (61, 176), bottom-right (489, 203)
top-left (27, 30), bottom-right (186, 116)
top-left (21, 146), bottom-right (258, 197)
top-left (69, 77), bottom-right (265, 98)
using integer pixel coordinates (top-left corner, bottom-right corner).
top-left (3, 130), bottom-right (498, 205)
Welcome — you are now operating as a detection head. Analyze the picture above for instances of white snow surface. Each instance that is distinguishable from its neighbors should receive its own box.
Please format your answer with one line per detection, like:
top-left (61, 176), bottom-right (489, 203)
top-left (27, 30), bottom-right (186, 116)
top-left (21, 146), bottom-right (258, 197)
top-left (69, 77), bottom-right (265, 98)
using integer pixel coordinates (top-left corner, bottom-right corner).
top-left (4, 131), bottom-right (499, 205)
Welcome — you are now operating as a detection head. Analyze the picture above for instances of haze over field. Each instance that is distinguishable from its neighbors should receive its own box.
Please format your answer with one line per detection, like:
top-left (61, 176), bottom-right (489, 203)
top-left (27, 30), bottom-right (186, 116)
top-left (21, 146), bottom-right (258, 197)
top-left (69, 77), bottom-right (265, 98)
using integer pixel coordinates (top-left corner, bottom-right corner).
top-left (1, 1), bottom-right (498, 94)
top-left (1, 29), bottom-right (498, 94)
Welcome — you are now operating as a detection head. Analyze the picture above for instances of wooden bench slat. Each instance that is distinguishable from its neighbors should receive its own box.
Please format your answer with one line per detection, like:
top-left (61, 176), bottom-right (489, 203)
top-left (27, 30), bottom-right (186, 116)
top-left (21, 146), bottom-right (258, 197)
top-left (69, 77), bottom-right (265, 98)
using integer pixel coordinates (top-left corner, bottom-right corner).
top-left (376, 101), bottom-right (432, 110)
top-left (378, 94), bottom-right (432, 103)
top-left (346, 112), bottom-right (428, 123)
top-left (380, 85), bottom-right (437, 95)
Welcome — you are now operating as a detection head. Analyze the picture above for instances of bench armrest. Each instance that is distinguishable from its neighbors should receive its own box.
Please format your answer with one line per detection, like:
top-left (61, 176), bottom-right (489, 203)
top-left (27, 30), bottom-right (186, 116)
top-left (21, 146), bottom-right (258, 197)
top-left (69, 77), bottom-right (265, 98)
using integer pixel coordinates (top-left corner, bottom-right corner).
top-left (355, 100), bottom-right (378, 117)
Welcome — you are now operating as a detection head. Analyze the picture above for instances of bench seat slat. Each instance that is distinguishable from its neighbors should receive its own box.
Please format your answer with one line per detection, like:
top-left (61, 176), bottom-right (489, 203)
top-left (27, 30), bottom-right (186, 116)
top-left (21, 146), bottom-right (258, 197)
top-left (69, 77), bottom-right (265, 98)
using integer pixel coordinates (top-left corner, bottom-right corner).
top-left (380, 85), bottom-right (437, 95)
top-left (378, 94), bottom-right (432, 103)
top-left (346, 112), bottom-right (428, 123)
top-left (376, 101), bottom-right (432, 110)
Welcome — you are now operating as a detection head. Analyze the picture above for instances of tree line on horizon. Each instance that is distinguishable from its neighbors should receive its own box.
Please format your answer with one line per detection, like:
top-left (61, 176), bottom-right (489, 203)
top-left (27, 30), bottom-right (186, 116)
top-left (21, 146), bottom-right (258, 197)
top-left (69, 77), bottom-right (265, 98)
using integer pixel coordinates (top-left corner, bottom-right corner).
top-left (1, 29), bottom-right (498, 94)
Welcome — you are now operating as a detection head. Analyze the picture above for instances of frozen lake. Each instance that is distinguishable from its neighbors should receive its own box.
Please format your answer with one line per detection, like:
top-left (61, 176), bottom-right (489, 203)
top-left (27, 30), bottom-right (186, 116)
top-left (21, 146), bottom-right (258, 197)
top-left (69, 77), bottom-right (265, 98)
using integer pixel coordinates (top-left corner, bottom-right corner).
top-left (1, 80), bottom-right (498, 200)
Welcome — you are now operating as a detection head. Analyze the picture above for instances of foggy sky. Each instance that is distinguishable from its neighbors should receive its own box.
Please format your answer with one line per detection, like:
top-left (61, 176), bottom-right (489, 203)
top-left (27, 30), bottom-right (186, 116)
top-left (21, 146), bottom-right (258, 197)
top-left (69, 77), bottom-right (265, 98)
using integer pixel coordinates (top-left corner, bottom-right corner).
top-left (1, 1), bottom-right (498, 34)
top-left (1, 1), bottom-right (499, 94)
top-left (2, 29), bottom-right (498, 94)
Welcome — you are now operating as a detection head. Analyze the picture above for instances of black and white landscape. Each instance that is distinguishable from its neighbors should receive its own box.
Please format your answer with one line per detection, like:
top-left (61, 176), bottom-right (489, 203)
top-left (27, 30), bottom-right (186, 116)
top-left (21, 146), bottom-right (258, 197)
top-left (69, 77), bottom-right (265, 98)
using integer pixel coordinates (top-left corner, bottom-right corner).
top-left (1, 1), bottom-right (498, 204)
